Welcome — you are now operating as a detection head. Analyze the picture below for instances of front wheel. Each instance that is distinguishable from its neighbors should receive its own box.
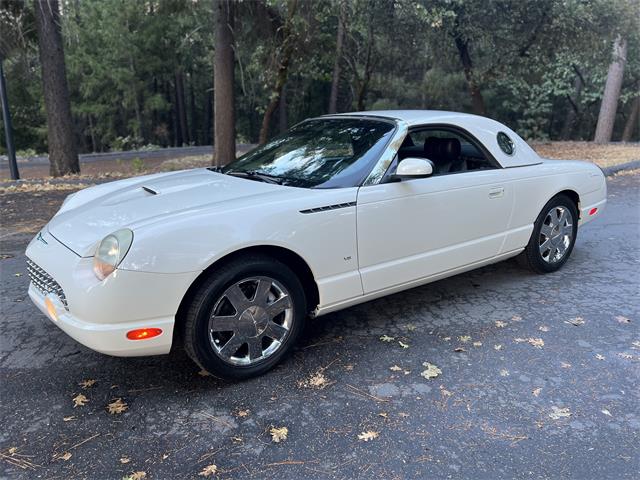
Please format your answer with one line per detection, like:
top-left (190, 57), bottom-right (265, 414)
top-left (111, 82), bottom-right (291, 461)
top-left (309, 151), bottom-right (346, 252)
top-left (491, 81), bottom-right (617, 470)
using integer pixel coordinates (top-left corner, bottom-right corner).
top-left (182, 255), bottom-right (307, 380)
top-left (520, 194), bottom-right (578, 274)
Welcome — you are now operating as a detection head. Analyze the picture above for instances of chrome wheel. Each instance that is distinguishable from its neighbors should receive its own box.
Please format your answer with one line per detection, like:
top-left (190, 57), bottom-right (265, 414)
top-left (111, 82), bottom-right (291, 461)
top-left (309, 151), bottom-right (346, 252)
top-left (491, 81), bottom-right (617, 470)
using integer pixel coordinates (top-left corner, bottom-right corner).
top-left (208, 276), bottom-right (293, 366)
top-left (539, 206), bottom-right (573, 263)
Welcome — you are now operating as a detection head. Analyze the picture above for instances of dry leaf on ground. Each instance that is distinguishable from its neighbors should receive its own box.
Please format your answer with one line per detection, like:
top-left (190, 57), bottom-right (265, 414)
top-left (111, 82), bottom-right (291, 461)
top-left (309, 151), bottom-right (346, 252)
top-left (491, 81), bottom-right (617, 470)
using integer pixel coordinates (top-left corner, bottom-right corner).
top-left (539, 325), bottom-right (550, 332)
top-left (473, 341), bottom-right (482, 347)
top-left (79, 379), bottom-right (96, 389)
top-left (73, 394), bottom-right (88, 407)
top-left (198, 369), bottom-right (211, 377)
top-left (494, 344), bottom-right (502, 351)
top-left (495, 321), bottom-right (507, 328)
top-left (357, 431), bottom-right (379, 441)
top-left (123, 472), bottom-right (146, 480)
top-left (561, 362), bottom-right (572, 368)
top-left (120, 457), bottom-right (131, 464)
top-left (549, 406), bottom-right (571, 419)
top-left (500, 369), bottom-right (510, 377)
top-left (57, 452), bottom-right (72, 461)
top-left (235, 409), bottom-right (250, 418)
top-left (199, 464), bottom-right (218, 477)
top-left (270, 426), bottom-right (288, 443)
top-left (398, 341), bottom-right (409, 349)
top-left (421, 362), bottom-right (442, 379)
top-left (615, 315), bottom-right (631, 324)
top-left (601, 409), bottom-right (612, 417)
top-left (533, 388), bottom-right (542, 397)
top-left (107, 398), bottom-right (128, 414)
top-left (529, 338), bottom-right (545, 348)
top-left (298, 370), bottom-right (331, 389)
top-left (595, 354), bottom-right (605, 360)
top-left (389, 365), bottom-right (402, 372)
top-left (63, 416), bottom-right (76, 422)
top-left (379, 335), bottom-right (394, 342)
top-left (459, 335), bottom-right (471, 343)
top-left (511, 315), bottom-right (522, 322)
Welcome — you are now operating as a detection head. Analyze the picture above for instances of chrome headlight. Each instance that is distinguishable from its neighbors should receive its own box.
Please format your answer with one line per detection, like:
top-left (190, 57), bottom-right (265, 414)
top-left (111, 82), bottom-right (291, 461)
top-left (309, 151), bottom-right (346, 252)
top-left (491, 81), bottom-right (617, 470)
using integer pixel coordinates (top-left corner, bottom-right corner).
top-left (93, 229), bottom-right (134, 280)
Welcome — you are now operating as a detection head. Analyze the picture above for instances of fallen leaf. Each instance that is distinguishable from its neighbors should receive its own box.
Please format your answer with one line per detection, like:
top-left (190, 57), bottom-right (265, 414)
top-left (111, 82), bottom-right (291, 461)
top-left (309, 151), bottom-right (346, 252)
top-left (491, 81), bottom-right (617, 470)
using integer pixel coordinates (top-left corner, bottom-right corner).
top-left (14, 273), bottom-right (22, 277)
top-left (565, 317), bottom-right (585, 326)
top-left (473, 341), bottom-right (482, 347)
top-left (199, 464), bottom-right (218, 477)
top-left (595, 354), bottom-right (605, 361)
top-left (197, 369), bottom-right (211, 377)
top-left (495, 321), bottom-right (507, 328)
top-left (270, 426), bottom-right (288, 443)
top-left (454, 347), bottom-right (467, 352)
top-left (357, 431), bottom-right (379, 441)
top-left (398, 412), bottom-right (409, 418)
top-left (511, 315), bottom-right (522, 322)
top-left (379, 335), bottom-right (395, 342)
top-left (514, 337), bottom-right (526, 343)
top-left (378, 412), bottom-right (388, 418)
top-left (389, 365), bottom-right (402, 372)
top-left (79, 379), bottom-right (96, 389)
top-left (63, 416), bottom-right (76, 422)
top-left (298, 370), bottom-right (330, 389)
top-left (73, 394), bottom-right (88, 408)
top-left (561, 362), bottom-right (572, 368)
top-left (632, 341), bottom-right (640, 349)
top-left (344, 364), bottom-right (354, 371)
top-left (529, 338), bottom-right (545, 348)
top-left (615, 315), bottom-right (630, 324)
top-left (120, 457), bottom-right (131, 464)
top-left (500, 369), bottom-right (510, 377)
top-left (494, 344), bottom-right (502, 351)
top-left (532, 388), bottom-right (542, 397)
top-left (538, 325), bottom-right (550, 332)
top-left (439, 386), bottom-right (453, 397)
top-left (398, 341), bottom-right (409, 349)
top-left (601, 409), bottom-right (612, 417)
top-left (235, 409), bottom-right (250, 418)
top-left (405, 324), bottom-right (416, 331)
top-left (459, 335), bottom-right (471, 343)
top-left (123, 472), bottom-right (146, 480)
top-left (8, 447), bottom-right (17, 454)
top-left (618, 352), bottom-right (633, 360)
top-left (107, 398), bottom-right (128, 414)
top-left (549, 406), bottom-right (571, 420)
top-left (420, 362), bottom-right (442, 379)
top-left (57, 452), bottom-right (72, 461)
top-left (443, 336), bottom-right (451, 341)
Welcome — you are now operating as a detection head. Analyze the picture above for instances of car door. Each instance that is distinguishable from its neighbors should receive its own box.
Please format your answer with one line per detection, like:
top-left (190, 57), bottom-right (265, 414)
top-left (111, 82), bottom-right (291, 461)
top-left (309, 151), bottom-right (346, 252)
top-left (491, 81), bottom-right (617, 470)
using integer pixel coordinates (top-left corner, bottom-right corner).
top-left (356, 133), bottom-right (514, 294)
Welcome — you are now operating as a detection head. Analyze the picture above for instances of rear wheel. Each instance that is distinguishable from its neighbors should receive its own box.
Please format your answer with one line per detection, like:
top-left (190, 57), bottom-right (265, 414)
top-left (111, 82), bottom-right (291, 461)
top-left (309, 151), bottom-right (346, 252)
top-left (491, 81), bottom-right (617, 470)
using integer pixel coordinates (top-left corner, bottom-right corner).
top-left (182, 255), bottom-right (307, 380)
top-left (520, 194), bottom-right (578, 274)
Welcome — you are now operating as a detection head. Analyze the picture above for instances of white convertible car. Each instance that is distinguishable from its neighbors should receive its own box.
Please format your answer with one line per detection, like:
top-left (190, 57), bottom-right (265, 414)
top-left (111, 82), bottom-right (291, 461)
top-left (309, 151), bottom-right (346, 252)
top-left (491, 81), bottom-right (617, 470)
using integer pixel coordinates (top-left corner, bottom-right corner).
top-left (26, 111), bottom-right (607, 378)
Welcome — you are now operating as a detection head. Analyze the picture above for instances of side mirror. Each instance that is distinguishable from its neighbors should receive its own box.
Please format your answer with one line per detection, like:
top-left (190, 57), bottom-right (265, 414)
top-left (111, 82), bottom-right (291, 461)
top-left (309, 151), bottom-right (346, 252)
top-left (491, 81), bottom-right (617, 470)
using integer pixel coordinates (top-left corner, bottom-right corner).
top-left (394, 157), bottom-right (434, 179)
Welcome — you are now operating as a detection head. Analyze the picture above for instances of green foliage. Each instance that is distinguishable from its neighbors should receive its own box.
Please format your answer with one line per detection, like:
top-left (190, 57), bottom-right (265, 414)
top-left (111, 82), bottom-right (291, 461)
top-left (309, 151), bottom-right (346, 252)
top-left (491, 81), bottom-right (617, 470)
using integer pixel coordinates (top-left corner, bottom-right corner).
top-left (1, 0), bottom-right (638, 157)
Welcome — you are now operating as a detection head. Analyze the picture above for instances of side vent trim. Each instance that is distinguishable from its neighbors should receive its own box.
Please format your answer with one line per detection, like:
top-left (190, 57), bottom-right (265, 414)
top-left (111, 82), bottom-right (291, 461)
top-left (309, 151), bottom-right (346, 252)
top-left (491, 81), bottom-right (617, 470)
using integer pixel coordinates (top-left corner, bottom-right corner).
top-left (300, 202), bottom-right (356, 214)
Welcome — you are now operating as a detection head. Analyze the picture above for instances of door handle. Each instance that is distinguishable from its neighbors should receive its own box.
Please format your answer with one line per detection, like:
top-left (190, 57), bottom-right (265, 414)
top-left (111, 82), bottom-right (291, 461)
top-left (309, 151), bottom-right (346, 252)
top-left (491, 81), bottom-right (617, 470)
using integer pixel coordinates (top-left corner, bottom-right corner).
top-left (489, 186), bottom-right (504, 199)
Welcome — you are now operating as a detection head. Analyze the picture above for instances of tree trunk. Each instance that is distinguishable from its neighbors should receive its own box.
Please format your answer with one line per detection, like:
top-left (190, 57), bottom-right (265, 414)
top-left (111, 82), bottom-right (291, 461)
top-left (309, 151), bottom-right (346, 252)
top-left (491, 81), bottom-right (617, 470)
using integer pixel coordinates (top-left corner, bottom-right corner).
top-left (594, 37), bottom-right (628, 143)
top-left (621, 95), bottom-right (639, 142)
top-left (175, 69), bottom-right (189, 145)
top-left (356, 19), bottom-right (374, 112)
top-left (328, 4), bottom-right (345, 114)
top-left (33, 0), bottom-right (79, 176)
top-left (454, 36), bottom-right (486, 116)
top-left (560, 68), bottom-right (584, 140)
top-left (278, 85), bottom-right (288, 133)
top-left (259, 0), bottom-right (298, 145)
top-left (213, 0), bottom-right (236, 165)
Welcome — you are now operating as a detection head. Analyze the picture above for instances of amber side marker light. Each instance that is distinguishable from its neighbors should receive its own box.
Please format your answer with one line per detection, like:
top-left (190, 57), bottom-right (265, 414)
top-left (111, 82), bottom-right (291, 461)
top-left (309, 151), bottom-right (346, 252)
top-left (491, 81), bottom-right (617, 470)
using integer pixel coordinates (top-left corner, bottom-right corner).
top-left (126, 328), bottom-right (162, 340)
top-left (589, 208), bottom-right (598, 216)
top-left (45, 297), bottom-right (58, 321)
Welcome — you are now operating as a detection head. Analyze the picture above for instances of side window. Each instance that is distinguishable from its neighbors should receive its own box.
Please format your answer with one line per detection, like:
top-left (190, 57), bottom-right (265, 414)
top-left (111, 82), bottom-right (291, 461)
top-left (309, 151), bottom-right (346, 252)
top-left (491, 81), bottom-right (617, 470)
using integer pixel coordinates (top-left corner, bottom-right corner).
top-left (398, 127), bottom-right (499, 176)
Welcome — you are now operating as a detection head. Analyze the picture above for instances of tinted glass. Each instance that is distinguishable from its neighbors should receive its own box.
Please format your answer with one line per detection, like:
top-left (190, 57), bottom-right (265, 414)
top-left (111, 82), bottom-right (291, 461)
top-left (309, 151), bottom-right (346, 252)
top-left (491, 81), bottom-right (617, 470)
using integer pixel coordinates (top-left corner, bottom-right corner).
top-left (222, 119), bottom-right (395, 188)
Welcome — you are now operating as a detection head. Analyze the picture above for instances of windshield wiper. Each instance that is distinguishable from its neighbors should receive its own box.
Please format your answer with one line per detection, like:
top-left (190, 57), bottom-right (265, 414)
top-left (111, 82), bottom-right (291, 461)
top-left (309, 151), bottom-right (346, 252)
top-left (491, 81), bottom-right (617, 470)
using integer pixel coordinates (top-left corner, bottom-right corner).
top-left (225, 170), bottom-right (285, 185)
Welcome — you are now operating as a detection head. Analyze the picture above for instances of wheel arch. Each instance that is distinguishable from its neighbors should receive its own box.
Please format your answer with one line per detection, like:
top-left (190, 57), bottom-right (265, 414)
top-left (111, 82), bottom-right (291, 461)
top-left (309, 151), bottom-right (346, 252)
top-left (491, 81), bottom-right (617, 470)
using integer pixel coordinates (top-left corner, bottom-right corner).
top-left (554, 189), bottom-right (580, 218)
top-left (174, 245), bottom-right (320, 337)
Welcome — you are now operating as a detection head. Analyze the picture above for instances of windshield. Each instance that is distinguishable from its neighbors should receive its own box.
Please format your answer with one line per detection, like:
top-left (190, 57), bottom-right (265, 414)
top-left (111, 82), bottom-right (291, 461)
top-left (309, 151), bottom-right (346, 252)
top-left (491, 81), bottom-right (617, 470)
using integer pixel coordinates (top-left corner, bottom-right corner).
top-left (222, 118), bottom-right (395, 188)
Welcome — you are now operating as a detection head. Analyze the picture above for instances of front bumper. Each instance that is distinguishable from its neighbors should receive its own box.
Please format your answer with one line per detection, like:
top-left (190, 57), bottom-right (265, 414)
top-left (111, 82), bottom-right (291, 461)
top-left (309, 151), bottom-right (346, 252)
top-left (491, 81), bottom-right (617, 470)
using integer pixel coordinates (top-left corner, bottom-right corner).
top-left (25, 228), bottom-right (198, 357)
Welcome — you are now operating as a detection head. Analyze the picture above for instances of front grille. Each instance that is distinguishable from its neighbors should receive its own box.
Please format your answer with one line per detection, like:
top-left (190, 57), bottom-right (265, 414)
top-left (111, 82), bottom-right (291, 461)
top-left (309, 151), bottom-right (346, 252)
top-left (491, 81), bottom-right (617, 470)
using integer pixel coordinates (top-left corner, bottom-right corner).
top-left (26, 259), bottom-right (68, 310)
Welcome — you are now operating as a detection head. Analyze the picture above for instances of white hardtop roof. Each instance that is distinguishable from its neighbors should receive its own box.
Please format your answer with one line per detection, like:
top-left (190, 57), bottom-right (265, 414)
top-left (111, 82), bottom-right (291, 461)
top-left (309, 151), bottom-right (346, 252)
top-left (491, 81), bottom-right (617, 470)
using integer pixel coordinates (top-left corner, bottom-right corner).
top-left (326, 110), bottom-right (542, 168)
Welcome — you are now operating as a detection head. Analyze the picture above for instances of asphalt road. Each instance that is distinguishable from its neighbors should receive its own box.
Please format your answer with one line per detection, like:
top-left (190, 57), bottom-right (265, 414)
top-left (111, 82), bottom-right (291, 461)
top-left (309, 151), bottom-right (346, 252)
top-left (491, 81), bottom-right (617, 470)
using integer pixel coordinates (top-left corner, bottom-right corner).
top-left (0, 174), bottom-right (638, 479)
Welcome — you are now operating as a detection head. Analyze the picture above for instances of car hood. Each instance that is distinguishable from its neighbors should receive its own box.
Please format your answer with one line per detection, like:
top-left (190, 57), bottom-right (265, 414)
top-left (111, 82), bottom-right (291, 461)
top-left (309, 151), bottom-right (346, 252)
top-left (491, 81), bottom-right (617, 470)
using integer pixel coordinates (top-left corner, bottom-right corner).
top-left (48, 169), bottom-right (287, 257)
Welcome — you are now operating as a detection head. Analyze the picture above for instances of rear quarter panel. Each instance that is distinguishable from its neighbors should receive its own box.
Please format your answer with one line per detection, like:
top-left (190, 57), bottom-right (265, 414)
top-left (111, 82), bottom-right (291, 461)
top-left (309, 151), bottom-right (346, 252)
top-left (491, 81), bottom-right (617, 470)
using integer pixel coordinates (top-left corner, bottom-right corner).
top-left (501, 159), bottom-right (606, 253)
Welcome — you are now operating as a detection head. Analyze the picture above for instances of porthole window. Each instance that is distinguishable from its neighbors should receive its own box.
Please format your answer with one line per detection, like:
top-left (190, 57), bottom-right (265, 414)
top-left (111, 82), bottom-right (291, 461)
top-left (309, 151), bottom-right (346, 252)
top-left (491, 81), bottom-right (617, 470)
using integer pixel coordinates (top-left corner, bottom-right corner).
top-left (497, 132), bottom-right (514, 155)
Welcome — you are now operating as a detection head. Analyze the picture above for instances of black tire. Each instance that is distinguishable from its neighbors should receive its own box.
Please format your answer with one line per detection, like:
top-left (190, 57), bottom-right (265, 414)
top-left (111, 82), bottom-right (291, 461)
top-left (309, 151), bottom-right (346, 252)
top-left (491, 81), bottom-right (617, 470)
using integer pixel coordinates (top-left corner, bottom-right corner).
top-left (520, 194), bottom-right (578, 274)
top-left (182, 254), bottom-right (307, 380)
